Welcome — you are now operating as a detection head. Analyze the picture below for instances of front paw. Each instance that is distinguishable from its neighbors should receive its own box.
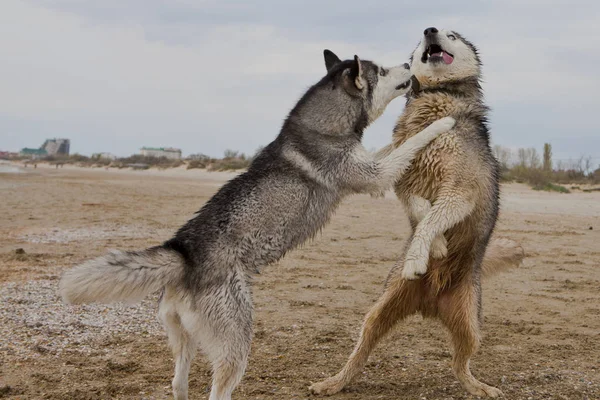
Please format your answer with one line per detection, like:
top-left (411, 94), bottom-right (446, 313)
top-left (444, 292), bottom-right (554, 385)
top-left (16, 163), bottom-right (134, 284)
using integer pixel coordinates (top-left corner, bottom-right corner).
top-left (402, 243), bottom-right (429, 279)
top-left (402, 239), bottom-right (430, 279)
top-left (431, 235), bottom-right (448, 259)
top-left (402, 257), bottom-right (428, 280)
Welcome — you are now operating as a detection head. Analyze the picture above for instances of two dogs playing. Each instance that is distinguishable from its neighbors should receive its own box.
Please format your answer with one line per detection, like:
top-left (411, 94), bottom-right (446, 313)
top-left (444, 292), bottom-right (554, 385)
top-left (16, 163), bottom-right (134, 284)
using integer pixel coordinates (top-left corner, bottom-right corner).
top-left (60, 28), bottom-right (523, 399)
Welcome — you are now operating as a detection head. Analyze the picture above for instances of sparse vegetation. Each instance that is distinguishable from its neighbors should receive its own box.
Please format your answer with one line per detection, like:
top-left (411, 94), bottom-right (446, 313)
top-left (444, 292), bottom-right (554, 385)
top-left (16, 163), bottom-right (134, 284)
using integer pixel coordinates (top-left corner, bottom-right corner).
top-left (208, 150), bottom-right (251, 171)
top-left (25, 150), bottom-right (256, 171)
top-left (186, 159), bottom-right (209, 169)
top-left (494, 143), bottom-right (600, 192)
top-left (112, 154), bottom-right (183, 169)
top-left (209, 158), bottom-right (250, 171)
top-left (532, 182), bottom-right (570, 193)
top-left (186, 153), bottom-right (212, 169)
top-left (17, 143), bottom-right (595, 183)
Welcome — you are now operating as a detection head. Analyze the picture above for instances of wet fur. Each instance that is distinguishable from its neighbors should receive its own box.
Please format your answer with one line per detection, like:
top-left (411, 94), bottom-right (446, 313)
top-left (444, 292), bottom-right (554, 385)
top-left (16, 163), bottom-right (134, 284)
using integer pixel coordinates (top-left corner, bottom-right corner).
top-left (59, 51), bottom-right (455, 400)
top-left (310, 30), bottom-right (524, 398)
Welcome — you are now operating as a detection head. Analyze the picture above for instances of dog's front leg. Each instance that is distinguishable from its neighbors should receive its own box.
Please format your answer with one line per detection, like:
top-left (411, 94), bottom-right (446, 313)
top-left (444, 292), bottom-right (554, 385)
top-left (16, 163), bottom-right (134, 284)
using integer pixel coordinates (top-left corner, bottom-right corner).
top-left (405, 195), bottom-right (448, 259)
top-left (344, 117), bottom-right (454, 196)
top-left (368, 144), bottom-right (395, 198)
top-left (371, 117), bottom-right (456, 192)
top-left (402, 190), bottom-right (474, 280)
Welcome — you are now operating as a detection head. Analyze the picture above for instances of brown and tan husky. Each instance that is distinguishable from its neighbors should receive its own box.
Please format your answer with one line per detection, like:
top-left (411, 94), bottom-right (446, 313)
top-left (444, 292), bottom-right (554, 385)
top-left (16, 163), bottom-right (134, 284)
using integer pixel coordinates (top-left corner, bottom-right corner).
top-left (310, 28), bottom-right (524, 398)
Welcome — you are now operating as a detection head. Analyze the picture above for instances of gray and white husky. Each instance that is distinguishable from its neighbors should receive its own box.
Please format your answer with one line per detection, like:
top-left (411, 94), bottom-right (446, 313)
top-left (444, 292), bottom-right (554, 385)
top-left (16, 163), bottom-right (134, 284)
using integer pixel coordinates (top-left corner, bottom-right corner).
top-left (59, 50), bottom-right (455, 400)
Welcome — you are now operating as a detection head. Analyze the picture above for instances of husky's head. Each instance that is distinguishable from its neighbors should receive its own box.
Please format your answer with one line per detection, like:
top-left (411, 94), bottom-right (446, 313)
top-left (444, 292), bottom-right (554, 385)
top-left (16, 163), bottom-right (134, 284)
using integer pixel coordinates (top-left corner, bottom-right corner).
top-left (323, 50), bottom-right (412, 125)
top-left (410, 27), bottom-right (481, 88)
top-left (288, 51), bottom-right (412, 138)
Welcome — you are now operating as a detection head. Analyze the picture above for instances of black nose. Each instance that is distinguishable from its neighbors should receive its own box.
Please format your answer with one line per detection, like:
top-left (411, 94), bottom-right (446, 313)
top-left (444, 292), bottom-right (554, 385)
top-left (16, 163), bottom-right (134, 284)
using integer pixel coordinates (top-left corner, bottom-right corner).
top-left (403, 63), bottom-right (410, 70)
top-left (424, 27), bottom-right (438, 36)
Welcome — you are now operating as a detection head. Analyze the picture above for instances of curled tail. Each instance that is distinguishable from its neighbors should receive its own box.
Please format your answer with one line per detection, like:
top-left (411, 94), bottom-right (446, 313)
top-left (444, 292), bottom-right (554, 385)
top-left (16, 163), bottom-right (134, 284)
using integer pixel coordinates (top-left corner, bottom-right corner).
top-left (481, 238), bottom-right (525, 278)
top-left (59, 246), bottom-right (185, 304)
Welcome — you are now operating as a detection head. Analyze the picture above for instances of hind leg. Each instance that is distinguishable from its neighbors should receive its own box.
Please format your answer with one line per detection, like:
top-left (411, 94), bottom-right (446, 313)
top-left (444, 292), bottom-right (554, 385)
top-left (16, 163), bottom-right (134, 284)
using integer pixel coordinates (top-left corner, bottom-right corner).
top-left (310, 276), bottom-right (422, 395)
top-left (437, 279), bottom-right (502, 397)
top-left (187, 276), bottom-right (253, 400)
top-left (159, 296), bottom-right (197, 400)
top-left (208, 340), bottom-right (249, 400)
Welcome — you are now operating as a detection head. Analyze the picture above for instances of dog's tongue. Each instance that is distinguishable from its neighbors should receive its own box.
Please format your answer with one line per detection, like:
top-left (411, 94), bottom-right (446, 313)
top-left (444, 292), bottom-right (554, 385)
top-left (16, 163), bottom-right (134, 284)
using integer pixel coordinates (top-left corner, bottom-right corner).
top-left (442, 51), bottom-right (454, 64)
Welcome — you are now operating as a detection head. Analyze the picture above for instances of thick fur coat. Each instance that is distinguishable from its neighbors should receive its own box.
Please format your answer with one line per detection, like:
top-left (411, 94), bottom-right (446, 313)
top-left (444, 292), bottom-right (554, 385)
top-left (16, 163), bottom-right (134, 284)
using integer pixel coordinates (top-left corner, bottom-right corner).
top-left (60, 51), bottom-right (455, 400)
top-left (310, 29), bottom-right (524, 399)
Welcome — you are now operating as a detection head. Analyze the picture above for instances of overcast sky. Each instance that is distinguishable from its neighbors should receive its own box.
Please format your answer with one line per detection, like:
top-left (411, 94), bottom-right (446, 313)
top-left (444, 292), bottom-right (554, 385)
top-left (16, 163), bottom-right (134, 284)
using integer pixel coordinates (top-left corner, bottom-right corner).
top-left (1, 0), bottom-right (599, 164)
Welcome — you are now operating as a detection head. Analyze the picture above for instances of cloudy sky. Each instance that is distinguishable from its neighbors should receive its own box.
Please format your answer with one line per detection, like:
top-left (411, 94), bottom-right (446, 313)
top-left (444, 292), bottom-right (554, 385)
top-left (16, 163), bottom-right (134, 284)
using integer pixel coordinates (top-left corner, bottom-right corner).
top-left (1, 0), bottom-right (599, 163)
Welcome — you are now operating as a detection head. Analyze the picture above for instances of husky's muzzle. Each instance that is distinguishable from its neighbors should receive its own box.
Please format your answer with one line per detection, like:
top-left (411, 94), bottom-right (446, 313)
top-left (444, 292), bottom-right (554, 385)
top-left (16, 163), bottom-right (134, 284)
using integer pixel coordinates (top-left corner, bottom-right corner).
top-left (395, 79), bottom-right (411, 91)
top-left (421, 27), bottom-right (454, 65)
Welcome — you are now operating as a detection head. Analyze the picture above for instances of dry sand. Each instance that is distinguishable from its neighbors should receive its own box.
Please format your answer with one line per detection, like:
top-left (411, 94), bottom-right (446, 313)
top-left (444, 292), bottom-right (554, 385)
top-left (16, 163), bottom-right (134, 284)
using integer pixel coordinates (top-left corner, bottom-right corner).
top-left (0, 164), bottom-right (598, 399)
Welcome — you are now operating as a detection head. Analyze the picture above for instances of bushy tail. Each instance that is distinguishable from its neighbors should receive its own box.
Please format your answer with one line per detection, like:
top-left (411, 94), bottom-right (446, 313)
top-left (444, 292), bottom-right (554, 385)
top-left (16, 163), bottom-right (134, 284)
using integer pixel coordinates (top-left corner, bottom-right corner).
top-left (481, 238), bottom-right (525, 278)
top-left (59, 246), bottom-right (185, 304)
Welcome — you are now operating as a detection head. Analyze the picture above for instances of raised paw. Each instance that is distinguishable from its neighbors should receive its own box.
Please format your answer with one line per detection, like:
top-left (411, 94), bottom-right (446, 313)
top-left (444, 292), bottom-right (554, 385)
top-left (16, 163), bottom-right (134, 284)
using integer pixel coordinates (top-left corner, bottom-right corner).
top-left (402, 239), bottom-right (429, 279)
top-left (431, 235), bottom-right (448, 259)
top-left (402, 256), bottom-right (428, 280)
top-left (309, 376), bottom-right (345, 396)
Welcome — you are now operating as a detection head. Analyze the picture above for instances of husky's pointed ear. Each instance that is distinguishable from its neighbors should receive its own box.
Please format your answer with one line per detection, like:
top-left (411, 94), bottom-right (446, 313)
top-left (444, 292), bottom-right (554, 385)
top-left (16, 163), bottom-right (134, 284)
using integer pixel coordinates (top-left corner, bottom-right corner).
top-left (350, 55), bottom-right (365, 90)
top-left (324, 49), bottom-right (341, 71)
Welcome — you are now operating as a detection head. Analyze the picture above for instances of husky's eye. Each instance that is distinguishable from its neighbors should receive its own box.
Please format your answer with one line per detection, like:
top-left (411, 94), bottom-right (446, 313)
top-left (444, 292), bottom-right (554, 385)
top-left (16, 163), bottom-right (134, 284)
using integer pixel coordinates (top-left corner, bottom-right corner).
top-left (447, 34), bottom-right (456, 41)
top-left (379, 68), bottom-right (388, 77)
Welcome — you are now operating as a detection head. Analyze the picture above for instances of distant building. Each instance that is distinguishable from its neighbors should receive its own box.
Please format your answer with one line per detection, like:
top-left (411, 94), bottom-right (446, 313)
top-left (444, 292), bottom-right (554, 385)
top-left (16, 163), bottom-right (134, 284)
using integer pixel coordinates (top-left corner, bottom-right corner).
top-left (20, 148), bottom-right (48, 158)
top-left (41, 138), bottom-right (70, 156)
top-left (140, 147), bottom-right (182, 160)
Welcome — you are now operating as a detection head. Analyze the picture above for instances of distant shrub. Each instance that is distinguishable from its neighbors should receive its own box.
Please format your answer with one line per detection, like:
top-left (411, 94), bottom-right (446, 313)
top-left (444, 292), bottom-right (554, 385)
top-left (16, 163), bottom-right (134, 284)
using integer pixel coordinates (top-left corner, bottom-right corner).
top-left (186, 153), bottom-right (211, 168)
top-left (591, 168), bottom-right (600, 184)
top-left (494, 144), bottom-right (599, 192)
top-left (68, 153), bottom-right (91, 163)
top-left (157, 160), bottom-right (183, 170)
top-left (208, 158), bottom-right (250, 171)
top-left (203, 149), bottom-right (252, 171)
top-left (187, 160), bottom-right (207, 169)
top-left (92, 158), bottom-right (112, 167)
top-left (532, 183), bottom-right (570, 193)
top-left (116, 155), bottom-right (182, 168)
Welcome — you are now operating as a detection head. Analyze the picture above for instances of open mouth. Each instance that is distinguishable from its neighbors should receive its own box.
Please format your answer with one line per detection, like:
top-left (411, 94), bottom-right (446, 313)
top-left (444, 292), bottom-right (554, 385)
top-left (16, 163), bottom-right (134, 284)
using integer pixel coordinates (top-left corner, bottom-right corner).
top-left (421, 43), bottom-right (454, 65)
top-left (395, 79), bottom-right (411, 91)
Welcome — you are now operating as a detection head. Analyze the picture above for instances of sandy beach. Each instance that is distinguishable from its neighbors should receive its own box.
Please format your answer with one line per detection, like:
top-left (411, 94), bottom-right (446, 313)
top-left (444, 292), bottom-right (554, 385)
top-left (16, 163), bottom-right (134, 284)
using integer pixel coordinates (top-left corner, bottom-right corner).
top-left (1, 164), bottom-right (598, 399)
